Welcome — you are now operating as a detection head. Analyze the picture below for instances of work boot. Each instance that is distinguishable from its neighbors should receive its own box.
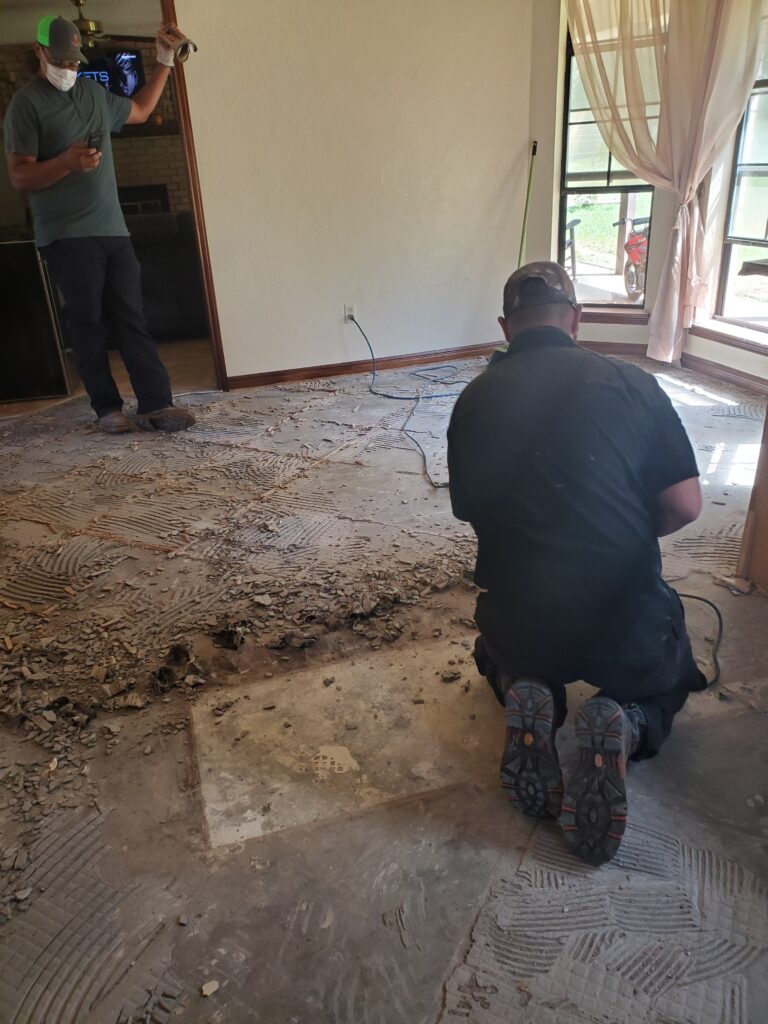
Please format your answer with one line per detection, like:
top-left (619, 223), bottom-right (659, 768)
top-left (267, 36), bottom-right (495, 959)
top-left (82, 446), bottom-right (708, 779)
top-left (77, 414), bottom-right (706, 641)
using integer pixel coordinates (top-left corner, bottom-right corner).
top-left (501, 680), bottom-right (563, 819)
top-left (97, 410), bottom-right (132, 434)
top-left (559, 697), bottom-right (646, 865)
top-left (136, 406), bottom-right (196, 432)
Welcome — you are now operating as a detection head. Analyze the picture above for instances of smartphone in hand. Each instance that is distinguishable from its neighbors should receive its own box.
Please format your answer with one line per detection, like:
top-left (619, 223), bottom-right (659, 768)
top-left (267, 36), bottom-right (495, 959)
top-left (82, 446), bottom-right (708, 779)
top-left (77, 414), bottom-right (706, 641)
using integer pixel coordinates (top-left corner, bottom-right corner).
top-left (88, 131), bottom-right (104, 152)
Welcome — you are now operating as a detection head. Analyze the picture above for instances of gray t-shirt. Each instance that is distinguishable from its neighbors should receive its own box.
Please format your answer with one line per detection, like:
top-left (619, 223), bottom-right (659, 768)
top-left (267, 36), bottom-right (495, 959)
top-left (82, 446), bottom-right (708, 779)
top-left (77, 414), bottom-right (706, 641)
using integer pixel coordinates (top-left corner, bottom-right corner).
top-left (3, 76), bottom-right (132, 247)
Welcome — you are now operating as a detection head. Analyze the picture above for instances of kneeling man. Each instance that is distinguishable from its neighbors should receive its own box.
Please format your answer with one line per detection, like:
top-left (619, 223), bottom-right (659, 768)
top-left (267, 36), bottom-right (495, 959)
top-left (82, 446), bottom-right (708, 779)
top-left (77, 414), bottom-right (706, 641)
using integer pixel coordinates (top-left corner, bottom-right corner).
top-left (448, 262), bottom-right (705, 863)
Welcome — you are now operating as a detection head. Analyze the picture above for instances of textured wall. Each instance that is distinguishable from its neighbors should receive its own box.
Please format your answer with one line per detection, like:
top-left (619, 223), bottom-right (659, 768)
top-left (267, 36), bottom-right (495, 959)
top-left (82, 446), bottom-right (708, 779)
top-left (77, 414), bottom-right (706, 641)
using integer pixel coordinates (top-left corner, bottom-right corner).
top-left (176, 0), bottom-right (534, 378)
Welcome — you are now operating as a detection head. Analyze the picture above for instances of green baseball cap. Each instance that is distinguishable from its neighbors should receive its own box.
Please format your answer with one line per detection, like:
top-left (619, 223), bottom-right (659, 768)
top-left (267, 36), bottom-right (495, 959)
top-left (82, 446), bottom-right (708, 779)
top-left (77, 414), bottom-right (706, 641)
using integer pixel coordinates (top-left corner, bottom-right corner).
top-left (37, 15), bottom-right (90, 64)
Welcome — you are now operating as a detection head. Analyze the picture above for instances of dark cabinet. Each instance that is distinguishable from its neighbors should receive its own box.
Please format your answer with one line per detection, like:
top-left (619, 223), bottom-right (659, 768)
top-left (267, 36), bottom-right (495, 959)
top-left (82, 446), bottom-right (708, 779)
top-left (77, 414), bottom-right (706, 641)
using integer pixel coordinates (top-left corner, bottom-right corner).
top-left (0, 240), bottom-right (70, 402)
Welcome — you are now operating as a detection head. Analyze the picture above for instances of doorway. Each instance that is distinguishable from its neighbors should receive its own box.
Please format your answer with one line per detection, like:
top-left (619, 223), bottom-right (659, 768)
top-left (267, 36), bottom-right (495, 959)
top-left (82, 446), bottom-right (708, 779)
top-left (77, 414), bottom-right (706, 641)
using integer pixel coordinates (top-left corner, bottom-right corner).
top-left (0, 0), bottom-right (226, 417)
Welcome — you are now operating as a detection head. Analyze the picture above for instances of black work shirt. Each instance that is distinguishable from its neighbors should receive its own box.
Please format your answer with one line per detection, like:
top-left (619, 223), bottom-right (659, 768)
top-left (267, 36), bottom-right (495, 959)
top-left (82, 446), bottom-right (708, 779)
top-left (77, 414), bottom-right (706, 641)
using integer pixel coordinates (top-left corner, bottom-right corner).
top-left (447, 327), bottom-right (699, 645)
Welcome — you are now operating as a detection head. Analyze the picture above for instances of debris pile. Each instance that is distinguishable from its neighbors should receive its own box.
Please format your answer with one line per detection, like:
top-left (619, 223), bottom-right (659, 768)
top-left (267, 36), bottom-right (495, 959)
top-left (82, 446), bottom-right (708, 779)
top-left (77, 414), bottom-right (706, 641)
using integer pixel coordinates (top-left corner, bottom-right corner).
top-left (150, 643), bottom-right (206, 694)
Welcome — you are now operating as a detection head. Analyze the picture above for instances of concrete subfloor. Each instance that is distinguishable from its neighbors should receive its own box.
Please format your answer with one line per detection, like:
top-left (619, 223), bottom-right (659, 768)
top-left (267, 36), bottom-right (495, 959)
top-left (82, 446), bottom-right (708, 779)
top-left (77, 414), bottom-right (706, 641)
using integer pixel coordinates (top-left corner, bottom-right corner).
top-left (0, 354), bottom-right (766, 1023)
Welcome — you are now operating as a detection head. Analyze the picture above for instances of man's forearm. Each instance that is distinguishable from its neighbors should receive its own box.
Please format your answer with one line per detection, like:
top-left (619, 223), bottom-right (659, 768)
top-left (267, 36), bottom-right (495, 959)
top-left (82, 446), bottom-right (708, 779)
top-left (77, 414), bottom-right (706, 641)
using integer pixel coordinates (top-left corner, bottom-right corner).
top-left (10, 154), bottom-right (70, 192)
top-left (130, 65), bottom-right (172, 124)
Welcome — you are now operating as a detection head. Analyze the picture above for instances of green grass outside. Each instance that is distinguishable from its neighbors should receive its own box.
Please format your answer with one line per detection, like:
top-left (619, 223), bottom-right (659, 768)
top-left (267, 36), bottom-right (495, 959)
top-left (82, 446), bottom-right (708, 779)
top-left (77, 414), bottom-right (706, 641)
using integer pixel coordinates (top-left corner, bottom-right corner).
top-left (565, 194), bottom-right (652, 270)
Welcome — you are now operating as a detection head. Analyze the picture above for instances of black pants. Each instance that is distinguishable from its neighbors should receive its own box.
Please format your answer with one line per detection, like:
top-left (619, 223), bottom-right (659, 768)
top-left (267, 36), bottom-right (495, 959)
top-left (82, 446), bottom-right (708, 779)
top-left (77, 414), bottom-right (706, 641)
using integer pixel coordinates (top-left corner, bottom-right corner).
top-left (41, 237), bottom-right (173, 417)
top-left (474, 580), bottom-right (707, 760)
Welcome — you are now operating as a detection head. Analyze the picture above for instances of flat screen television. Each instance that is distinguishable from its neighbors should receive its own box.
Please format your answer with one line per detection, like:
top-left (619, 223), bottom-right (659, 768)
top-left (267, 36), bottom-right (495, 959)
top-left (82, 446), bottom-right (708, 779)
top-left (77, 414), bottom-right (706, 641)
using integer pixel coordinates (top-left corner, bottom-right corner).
top-left (78, 50), bottom-right (145, 98)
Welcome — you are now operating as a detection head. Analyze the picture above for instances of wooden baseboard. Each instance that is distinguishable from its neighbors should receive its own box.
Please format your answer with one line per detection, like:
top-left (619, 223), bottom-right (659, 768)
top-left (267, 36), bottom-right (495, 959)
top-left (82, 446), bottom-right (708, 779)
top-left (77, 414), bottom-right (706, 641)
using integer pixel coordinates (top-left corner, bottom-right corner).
top-left (581, 309), bottom-right (650, 326)
top-left (227, 342), bottom-right (498, 389)
top-left (581, 341), bottom-right (647, 357)
top-left (228, 339), bottom-right (648, 389)
top-left (227, 339), bottom-right (767, 394)
top-left (681, 353), bottom-right (768, 397)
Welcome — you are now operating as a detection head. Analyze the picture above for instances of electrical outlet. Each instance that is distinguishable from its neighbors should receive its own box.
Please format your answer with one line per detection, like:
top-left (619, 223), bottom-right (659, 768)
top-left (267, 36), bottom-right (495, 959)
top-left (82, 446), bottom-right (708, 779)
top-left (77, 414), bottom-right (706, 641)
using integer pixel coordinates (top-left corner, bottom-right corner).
top-left (344, 304), bottom-right (356, 323)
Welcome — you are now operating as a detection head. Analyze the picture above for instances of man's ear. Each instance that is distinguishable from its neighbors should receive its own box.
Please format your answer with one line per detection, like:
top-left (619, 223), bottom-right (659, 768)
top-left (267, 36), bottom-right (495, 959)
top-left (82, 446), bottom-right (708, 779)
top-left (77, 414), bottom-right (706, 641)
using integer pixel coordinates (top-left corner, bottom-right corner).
top-left (34, 43), bottom-right (44, 62)
top-left (498, 315), bottom-right (511, 343)
top-left (570, 304), bottom-right (582, 340)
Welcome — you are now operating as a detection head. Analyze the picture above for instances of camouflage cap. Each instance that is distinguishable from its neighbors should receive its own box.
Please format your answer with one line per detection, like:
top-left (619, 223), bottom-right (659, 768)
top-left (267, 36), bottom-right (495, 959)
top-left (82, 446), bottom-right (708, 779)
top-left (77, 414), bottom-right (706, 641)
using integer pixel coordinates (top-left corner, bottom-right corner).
top-left (503, 261), bottom-right (577, 318)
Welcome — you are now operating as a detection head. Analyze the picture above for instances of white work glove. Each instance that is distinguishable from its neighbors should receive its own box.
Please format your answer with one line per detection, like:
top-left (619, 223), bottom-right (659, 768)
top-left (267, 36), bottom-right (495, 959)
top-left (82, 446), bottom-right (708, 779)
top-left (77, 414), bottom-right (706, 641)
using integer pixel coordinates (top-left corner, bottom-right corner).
top-left (156, 28), bottom-right (175, 67)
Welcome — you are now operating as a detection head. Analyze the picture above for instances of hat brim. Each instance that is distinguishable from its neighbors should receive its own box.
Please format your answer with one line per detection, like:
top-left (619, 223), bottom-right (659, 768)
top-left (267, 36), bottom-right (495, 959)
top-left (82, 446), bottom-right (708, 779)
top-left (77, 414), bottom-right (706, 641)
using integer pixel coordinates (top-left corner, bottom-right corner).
top-left (47, 46), bottom-right (90, 64)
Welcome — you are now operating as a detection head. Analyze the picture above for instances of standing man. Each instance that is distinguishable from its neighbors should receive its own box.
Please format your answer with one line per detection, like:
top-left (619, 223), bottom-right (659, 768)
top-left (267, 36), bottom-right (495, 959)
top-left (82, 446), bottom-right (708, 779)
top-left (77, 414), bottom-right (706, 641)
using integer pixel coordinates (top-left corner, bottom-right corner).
top-left (448, 262), bottom-right (706, 864)
top-left (3, 16), bottom-right (196, 434)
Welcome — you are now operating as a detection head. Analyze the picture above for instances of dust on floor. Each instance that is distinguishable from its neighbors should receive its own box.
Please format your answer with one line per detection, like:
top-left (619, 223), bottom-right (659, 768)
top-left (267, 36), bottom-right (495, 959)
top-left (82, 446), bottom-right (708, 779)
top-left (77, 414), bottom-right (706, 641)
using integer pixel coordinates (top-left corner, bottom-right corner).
top-left (0, 356), bottom-right (766, 1023)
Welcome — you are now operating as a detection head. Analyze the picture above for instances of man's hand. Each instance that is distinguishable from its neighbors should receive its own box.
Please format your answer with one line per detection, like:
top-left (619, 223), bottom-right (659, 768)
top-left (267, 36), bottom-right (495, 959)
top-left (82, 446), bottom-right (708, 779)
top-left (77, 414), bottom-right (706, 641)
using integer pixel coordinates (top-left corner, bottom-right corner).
top-left (62, 142), bottom-right (101, 174)
top-left (127, 28), bottom-right (179, 125)
top-left (156, 26), bottom-right (178, 67)
top-left (6, 146), bottom-right (98, 193)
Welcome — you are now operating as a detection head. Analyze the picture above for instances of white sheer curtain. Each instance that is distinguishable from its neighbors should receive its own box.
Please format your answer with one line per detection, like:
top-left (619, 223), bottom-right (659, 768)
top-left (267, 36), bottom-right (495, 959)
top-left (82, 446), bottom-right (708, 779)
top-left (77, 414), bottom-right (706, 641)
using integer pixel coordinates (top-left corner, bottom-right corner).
top-left (566, 0), bottom-right (768, 362)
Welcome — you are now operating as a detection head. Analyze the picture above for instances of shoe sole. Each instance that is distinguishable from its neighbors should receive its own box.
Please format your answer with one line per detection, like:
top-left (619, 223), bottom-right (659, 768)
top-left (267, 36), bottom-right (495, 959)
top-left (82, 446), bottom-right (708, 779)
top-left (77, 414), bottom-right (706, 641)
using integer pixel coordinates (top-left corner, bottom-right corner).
top-left (560, 697), bottom-right (629, 865)
top-left (501, 680), bottom-right (562, 819)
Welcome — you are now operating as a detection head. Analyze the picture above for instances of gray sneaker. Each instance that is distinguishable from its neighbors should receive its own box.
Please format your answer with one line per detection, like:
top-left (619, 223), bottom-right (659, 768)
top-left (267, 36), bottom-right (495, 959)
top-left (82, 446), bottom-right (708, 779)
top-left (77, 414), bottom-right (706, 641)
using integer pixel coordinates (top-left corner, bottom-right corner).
top-left (136, 406), bottom-right (196, 432)
top-left (98, 410), bottom-right (133, 434)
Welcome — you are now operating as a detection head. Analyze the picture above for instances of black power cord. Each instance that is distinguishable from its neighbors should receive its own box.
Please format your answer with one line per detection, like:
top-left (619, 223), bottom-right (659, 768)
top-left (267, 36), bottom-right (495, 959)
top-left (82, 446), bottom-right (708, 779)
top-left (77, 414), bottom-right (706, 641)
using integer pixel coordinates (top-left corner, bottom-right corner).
top-left (677, 593), bottom-right (724, 687)
top-left (350, 315), bottom-right (469, 487)
top-left (401, 396), bottom-right (446, 489)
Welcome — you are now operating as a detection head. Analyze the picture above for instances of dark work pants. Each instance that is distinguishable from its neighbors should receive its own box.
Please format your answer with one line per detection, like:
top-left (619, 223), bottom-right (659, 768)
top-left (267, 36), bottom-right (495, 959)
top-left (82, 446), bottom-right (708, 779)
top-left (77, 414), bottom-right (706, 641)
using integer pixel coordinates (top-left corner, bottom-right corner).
top-left (41, 237), bottom-right (173, 417)
top-left (474, 581), bottom-right (707, 760)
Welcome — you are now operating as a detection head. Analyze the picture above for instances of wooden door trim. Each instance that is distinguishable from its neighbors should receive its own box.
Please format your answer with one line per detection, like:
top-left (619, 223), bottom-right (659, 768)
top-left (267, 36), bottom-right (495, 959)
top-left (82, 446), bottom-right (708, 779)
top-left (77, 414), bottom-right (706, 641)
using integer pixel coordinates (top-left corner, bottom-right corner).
top-left (161, 0), bottom-right (228, 390)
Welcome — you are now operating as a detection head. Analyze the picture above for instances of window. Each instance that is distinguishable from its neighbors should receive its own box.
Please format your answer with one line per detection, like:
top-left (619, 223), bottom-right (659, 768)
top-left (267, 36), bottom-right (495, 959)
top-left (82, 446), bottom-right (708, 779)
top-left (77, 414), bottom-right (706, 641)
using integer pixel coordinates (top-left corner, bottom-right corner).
top-left (717, 51), bottom-right (768, 332)
top-left (559, 38), bottom-right (654, 306)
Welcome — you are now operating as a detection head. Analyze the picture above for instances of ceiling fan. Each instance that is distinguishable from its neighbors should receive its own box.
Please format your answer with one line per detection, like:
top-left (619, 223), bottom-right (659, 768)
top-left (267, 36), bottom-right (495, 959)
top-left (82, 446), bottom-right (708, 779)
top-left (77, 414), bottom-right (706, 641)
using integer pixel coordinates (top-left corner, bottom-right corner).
top-left (68, 0), bottom-right (107, 56)
top-left (67, 0), bottom-right (197, 62)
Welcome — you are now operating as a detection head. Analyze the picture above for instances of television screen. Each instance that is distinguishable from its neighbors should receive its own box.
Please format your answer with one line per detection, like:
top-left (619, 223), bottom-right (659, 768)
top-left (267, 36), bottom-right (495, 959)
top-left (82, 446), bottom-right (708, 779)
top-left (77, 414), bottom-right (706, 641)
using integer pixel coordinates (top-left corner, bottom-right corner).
top-left (78, 50), bottom-right (145, 98)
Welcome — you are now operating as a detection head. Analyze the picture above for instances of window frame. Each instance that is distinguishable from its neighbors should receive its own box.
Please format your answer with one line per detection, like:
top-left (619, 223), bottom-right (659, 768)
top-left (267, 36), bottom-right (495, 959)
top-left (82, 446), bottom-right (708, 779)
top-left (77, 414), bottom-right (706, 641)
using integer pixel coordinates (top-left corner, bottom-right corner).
top-left (715, 70), bottom-right (768, 334)
top-left (558, 35), bottom-right (655, 309)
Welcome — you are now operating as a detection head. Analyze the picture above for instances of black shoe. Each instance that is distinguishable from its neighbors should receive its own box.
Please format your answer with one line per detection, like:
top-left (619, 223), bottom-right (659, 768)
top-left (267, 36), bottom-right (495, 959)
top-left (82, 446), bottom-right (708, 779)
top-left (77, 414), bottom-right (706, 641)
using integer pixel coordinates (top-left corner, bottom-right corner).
top-left (559, 697), bottom-right (644, 865)
top-left (501, 680), bottom-right (563, 819)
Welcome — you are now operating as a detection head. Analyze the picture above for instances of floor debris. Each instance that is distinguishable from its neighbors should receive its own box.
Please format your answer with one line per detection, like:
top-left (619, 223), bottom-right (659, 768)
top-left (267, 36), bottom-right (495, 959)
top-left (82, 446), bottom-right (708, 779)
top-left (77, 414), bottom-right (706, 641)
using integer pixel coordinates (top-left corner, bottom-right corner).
top-left (0, 357), bottom-right (765, 1021)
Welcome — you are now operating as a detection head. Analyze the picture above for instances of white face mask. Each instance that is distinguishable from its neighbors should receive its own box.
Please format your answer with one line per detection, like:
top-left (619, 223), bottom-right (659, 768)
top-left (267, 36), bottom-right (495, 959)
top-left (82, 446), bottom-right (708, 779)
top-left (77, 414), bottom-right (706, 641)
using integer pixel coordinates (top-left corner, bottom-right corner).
top-left (44, 61), bottom-right (78, 92)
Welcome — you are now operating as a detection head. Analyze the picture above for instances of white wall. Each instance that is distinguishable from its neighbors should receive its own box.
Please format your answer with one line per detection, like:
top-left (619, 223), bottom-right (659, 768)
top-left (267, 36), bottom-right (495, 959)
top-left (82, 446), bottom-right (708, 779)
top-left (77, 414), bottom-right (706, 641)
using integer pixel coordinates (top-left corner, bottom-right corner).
top-left (176, 0), bottom-right (533, 379)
